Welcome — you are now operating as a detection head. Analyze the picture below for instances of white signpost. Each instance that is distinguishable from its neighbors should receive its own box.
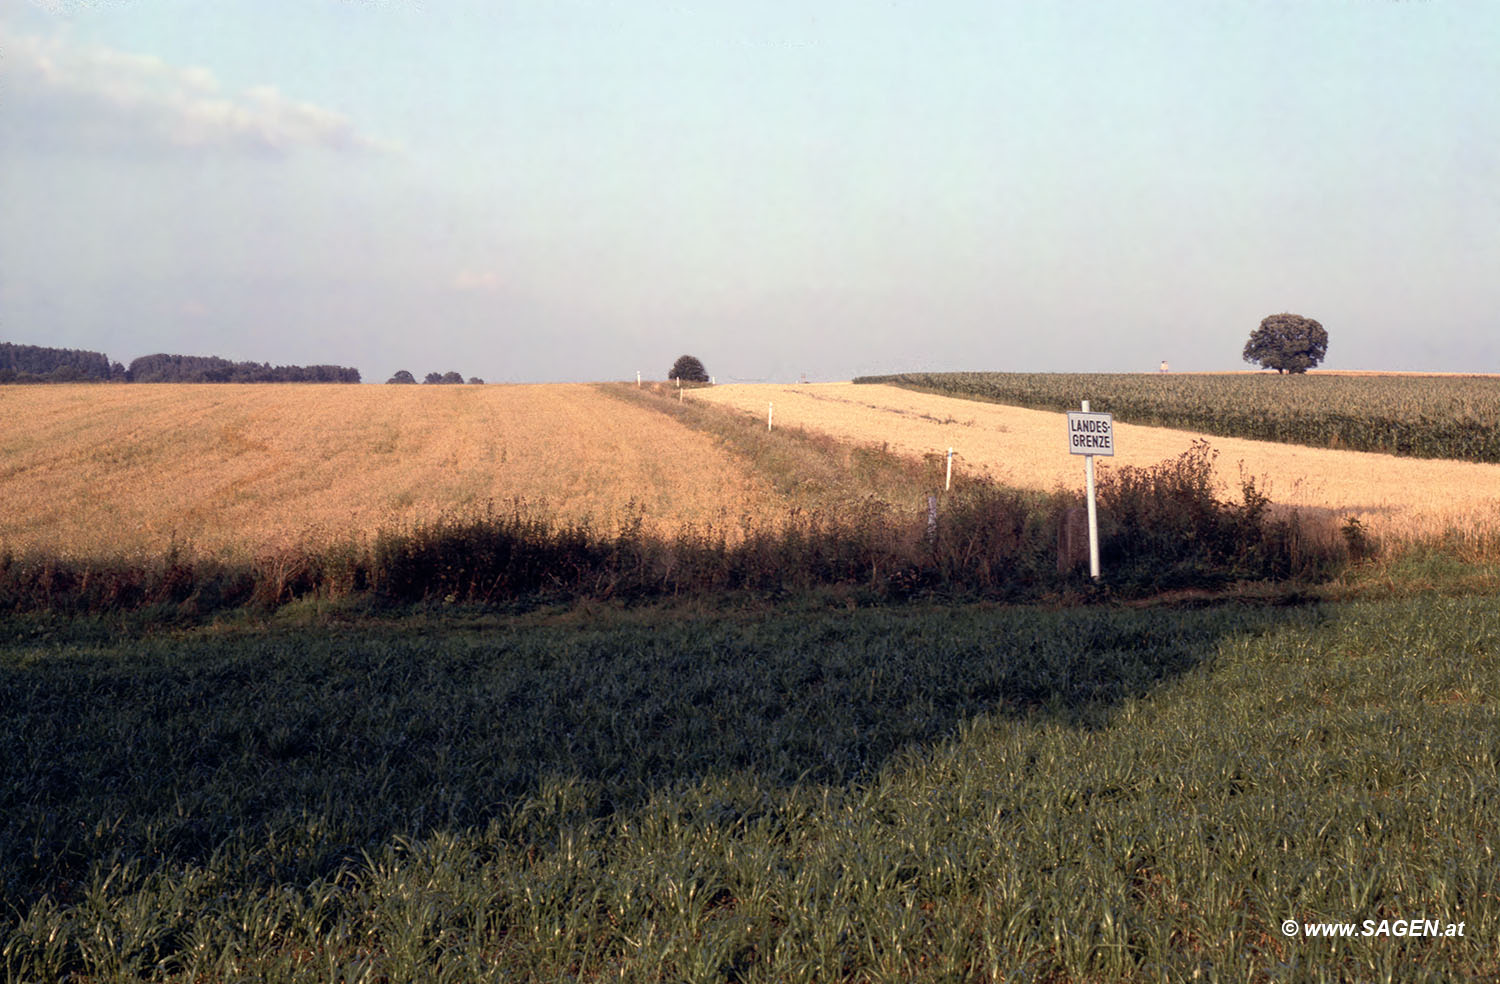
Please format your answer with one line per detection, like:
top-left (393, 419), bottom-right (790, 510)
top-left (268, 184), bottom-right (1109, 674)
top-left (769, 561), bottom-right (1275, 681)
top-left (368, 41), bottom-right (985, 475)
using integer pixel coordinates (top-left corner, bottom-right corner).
top-left (1066, 401), bottom-right (1114, 580)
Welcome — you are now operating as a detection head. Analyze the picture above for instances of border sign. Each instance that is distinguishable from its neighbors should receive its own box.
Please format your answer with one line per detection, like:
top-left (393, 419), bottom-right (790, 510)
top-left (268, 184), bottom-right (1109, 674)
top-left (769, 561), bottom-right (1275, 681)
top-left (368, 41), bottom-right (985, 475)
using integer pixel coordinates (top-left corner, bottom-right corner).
top-left (1066, 403), bottom-right (1113, 581)
top-left (1066, 411), bottom-right (1115, 456)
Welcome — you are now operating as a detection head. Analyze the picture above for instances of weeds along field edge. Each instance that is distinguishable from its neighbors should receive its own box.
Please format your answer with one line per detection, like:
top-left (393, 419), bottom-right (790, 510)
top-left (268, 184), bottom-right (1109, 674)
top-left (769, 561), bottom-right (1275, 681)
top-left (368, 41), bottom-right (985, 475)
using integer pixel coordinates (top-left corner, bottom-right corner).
top-left (2, 594), bottom-right (1497, 982)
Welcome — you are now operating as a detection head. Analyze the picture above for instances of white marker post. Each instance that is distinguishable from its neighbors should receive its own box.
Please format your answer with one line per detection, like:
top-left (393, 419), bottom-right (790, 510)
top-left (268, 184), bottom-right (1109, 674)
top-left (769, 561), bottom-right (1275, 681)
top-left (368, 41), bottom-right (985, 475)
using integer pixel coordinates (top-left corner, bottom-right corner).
top-left (637, 371), bottom-right (641, 388)
top-left (768, 402), bottom-right (774, 431)
top-left (945, 447), bottom-right (953, 491)
top-left (1066, 400), bottom-right (1114, 580)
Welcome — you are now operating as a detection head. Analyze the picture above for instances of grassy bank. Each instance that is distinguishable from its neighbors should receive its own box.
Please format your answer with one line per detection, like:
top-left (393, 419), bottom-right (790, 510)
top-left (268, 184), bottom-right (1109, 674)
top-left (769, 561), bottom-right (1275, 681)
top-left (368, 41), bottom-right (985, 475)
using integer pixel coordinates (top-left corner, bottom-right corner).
top-left (3, 593), bottom-right (1497, 981)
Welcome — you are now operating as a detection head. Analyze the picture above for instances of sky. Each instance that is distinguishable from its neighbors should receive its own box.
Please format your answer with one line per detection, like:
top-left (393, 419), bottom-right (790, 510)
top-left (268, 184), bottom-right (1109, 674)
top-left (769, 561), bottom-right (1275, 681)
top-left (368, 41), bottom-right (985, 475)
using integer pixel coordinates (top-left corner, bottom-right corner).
top-left (2, 0), bottom-right (1497, 383)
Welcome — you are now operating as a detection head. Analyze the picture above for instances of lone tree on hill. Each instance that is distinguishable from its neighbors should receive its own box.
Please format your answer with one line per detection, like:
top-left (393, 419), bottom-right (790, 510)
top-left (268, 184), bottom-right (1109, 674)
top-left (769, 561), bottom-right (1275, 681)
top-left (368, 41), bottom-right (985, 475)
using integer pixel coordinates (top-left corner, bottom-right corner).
top-left (1243, 313), bottom-right (1328, 374)
top-left (668, 354), bottom-right (710, 383)
top-left (387, 370), bottom-right (416, 384)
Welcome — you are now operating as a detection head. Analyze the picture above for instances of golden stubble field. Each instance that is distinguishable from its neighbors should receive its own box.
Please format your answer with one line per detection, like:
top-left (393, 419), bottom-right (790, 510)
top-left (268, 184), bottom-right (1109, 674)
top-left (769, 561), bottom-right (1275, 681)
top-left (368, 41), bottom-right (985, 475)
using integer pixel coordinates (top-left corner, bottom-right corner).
top-left (8, 379), bottom-right (1499, 562)
top-left (693, 382), bottom-right (1500, 548)
top-left (0, 384), bottom-right (787, 561)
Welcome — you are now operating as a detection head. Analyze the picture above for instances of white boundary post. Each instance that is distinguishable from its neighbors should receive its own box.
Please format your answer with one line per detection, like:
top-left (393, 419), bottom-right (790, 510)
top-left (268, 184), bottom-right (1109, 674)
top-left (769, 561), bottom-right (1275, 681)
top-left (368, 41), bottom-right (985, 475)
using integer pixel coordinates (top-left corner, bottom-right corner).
top-left (768, 402), bottom-right (774, 431)
top-left (636, 371), bottom-right (641, 388)
top-left (945, 447), bottom-right (953, 492)
top-left (1082, 400), bottom-right (1100, 580)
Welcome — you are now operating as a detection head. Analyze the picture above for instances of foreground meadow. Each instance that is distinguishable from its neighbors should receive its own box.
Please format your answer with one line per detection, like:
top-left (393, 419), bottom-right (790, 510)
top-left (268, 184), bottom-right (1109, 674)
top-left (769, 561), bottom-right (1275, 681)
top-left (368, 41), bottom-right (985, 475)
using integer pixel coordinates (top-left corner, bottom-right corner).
top-left (0, 384), bottom-right (787, 561)
top-left (3, 595), bottom-right (1496, 982)
top-left (692, 382), bottom-right (1500, 552)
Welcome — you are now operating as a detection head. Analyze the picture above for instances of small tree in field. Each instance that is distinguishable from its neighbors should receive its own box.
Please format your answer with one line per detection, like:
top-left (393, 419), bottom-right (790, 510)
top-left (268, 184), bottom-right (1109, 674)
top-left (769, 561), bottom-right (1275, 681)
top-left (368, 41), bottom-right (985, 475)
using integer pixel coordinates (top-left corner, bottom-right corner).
top-left (387, 370), bottom-right (416, 384)
top-left (1243, 313), bottom-right (1328, 373)
top-left (668, 354), bottom-right (709, 383)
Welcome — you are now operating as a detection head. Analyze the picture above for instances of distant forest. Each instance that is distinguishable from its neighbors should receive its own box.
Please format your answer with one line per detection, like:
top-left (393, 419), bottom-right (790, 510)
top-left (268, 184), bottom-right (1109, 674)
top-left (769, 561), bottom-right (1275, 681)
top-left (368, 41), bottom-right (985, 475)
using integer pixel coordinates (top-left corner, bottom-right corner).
top-left (0, 343), bottom-right (360, 384)
top-left (0, 343), bottom-right (121, 382)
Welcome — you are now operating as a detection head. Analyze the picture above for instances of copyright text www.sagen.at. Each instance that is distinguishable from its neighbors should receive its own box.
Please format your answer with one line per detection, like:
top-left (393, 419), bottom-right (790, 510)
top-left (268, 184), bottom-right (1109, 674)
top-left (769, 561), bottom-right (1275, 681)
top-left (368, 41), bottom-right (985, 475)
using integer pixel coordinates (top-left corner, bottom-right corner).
top-left (1282, 917), bottom-right (1464, 939)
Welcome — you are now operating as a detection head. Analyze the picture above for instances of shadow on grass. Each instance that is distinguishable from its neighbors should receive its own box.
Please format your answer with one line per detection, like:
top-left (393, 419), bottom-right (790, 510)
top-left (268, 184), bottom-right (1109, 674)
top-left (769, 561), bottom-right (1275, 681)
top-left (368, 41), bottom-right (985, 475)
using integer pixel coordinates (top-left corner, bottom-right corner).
top-left (0, 599), bottom-right (1326, 912)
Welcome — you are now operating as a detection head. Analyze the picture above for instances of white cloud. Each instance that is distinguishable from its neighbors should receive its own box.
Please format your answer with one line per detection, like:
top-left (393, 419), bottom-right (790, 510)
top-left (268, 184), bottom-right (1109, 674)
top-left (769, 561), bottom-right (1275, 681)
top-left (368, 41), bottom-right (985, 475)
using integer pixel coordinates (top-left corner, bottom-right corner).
top-left (1, 24), bottom-right (397, 155)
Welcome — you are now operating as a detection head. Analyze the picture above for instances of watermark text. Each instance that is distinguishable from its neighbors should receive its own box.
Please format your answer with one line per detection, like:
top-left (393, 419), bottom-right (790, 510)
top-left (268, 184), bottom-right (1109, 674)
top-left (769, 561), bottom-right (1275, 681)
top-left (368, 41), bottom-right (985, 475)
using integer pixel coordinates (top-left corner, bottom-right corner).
top-left (1282, 918), bottom-right (1464, 939)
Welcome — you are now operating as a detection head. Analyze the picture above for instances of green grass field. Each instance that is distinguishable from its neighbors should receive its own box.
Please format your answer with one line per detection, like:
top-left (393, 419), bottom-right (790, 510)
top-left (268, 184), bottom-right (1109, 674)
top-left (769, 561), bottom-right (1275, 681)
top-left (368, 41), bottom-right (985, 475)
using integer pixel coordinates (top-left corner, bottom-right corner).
top-left (3, 591), bottom-right (1497, 982)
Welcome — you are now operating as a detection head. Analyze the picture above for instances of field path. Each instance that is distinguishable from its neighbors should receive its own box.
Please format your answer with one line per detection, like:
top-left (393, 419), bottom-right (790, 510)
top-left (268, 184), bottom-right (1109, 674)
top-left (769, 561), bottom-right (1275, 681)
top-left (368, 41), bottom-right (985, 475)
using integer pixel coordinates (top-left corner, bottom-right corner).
top-left (0, 383), bottom-right (786, 559)
top-left (693, 382), bottom-right (1500, 545)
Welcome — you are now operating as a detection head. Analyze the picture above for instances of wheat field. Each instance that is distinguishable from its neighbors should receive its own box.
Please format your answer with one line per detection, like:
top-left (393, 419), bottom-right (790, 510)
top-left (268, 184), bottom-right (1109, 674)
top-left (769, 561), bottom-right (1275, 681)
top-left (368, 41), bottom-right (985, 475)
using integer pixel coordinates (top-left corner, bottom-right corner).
top-left (693, 382), bottom-right (1500, 548)
top-left (8, 380), bottom-right (1498, 564)
top-left (0, 384), bottom-right (786, 561)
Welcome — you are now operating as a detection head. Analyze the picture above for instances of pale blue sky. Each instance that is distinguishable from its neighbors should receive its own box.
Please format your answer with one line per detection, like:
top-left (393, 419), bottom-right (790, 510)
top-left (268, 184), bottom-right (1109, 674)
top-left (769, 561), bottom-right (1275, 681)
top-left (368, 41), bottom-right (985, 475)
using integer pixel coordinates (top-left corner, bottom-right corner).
top-left (3, 0), bottom-right (1496, 381)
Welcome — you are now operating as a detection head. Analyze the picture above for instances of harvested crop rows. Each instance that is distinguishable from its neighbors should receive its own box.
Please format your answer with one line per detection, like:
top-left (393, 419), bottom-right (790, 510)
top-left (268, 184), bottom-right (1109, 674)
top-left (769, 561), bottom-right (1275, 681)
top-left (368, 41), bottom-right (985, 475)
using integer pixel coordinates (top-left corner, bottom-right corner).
top-left (692, 382), bottom-right (1500, 548)
top-left (0, 384), bottom-right (787, 561)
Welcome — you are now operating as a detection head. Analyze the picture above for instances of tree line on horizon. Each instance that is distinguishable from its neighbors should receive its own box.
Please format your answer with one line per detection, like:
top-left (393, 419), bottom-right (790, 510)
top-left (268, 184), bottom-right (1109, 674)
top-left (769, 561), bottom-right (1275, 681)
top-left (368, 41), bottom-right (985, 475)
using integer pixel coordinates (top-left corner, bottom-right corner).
top-left (385, 370), bottom-right (485, 384)
top-left (0, 343), bottom-right (360, 384)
